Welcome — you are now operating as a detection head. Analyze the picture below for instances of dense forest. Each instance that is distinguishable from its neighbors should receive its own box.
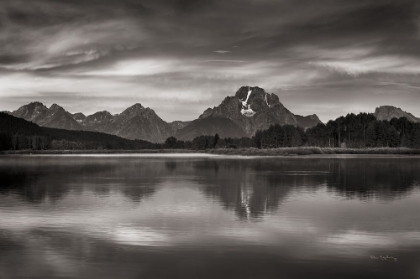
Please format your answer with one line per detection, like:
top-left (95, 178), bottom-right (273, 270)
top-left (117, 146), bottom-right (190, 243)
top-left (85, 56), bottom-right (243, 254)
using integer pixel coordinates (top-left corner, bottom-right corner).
top-left (168, 113), bottom-right (420, 150)
top-left (0, 112), bottom-right (158, 150)
top-left (255, 113), bottom-right (420, 149)
top-left (1, 112), bottom-right (420, 151)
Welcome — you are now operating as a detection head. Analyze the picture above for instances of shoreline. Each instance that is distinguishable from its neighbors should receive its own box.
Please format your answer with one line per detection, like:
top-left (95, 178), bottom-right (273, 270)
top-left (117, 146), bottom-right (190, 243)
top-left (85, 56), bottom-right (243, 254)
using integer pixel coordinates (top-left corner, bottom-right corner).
top-left (2, 147), bottom-right (420, 156)
top-left (0, 149), bottom-right (196, 155)
top-left (208, 147), bottom-right (420, 156)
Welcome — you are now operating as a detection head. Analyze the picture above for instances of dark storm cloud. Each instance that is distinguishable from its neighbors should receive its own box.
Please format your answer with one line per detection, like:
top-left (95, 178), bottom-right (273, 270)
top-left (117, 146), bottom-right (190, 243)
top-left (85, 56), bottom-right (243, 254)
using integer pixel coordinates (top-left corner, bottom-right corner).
top-left (1, 0), bottom-right (420, 120)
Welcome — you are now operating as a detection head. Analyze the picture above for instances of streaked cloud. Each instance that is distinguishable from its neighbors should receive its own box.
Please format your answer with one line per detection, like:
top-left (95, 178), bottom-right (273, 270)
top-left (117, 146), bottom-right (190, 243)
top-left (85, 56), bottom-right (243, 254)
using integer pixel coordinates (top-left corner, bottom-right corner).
top-left (199, 60), bottom-right (245, 63)
top-left (213, 50), bottom-right (231, 54)
top-left (79, 59), bottom-right (183, 76)
top-left (1, 0), bottom-right (420, 120)
top-left (312, 56), bottom-right (420, 76)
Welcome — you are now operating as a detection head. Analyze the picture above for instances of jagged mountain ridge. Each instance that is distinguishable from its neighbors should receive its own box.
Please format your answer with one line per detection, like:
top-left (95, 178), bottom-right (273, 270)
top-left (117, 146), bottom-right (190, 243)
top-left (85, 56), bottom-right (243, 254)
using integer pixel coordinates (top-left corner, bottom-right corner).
top-left (103, 104), bottom-right (174, 142)
top-left (11, 102), bottom-right (179, 143)
top-left (374, 106), bottom-right (420, 123)
top-left (176, 86), bottom-right (322, 140)
top-left (12, 102), bottom-right (83, 130)
top-left (10, 86), bottom-right (323, 142)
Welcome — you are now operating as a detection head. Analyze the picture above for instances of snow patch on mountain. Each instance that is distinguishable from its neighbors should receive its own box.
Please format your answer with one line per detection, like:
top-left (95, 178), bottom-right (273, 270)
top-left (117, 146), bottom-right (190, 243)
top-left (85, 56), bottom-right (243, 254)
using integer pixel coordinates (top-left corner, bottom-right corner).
top-left (240, 88), bottom-right (256, 117)
top-left (265, 93), bottom-right (271, 107)
top-left (241, 88), bottom-right (252, 107)
top-left (241, 107), bottom-right (256, 117)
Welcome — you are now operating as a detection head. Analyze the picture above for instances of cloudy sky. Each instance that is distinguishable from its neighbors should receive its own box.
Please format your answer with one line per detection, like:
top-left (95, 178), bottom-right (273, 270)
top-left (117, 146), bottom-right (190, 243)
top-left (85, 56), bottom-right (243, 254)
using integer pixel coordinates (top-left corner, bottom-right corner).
top-left (1, 0), bottom-right (420, 121)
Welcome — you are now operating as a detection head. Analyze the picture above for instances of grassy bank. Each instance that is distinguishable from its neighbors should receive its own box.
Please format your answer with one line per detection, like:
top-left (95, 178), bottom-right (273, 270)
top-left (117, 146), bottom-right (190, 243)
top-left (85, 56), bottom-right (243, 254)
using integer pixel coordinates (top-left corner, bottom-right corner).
top-left (206, 147), bottom-right (420, 156)
top-left (2, 147), bottom-right (420, 156)
top-left (0, 149), bottom-right (196, 155)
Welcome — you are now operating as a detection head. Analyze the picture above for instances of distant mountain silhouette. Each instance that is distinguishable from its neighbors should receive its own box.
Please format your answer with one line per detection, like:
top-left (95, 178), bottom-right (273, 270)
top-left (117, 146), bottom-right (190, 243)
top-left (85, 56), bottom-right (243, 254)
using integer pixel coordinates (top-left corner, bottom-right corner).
top-left (168, 120), bottom-right (191, 130)
top-left (374, 106), bottom-right (420, 123)
top-left (176, 116), bottom-right (247, 140)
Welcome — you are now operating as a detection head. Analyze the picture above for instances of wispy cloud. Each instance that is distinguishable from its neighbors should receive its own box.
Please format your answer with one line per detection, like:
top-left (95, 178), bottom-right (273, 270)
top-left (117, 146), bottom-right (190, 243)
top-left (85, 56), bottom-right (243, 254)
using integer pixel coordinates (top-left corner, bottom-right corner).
top-left (312, 56), bottom-right (420, 76)
top-left (198, 60), bottom-right (245, 63)
top-left (78, 59), bottom-right (182, 76)
top-left (1, 0), bottom-right (420, 120)
top-left (0, 17), bottom-right (146, 70)
top-left (213, 50), bottom-right (231, 54)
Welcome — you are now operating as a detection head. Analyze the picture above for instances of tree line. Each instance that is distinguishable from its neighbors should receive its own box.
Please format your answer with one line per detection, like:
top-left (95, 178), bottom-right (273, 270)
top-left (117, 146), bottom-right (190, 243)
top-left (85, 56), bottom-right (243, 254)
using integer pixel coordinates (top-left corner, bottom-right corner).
top-left (305, 113), bottom-right (420, 148)
top-left (2, 111), bottom-right (420, 151)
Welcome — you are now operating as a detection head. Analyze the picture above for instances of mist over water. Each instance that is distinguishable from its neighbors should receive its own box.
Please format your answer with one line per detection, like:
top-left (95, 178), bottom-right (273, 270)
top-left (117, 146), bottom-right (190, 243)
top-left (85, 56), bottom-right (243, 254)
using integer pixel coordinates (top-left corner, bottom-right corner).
top-left (1, 155), bottom-right (420, 279)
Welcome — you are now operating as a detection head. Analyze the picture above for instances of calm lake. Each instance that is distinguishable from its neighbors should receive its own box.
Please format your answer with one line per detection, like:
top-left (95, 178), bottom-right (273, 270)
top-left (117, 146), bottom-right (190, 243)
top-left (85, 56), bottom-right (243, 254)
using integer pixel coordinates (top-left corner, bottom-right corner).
top-left (1, 155), bottom-right (420, 279)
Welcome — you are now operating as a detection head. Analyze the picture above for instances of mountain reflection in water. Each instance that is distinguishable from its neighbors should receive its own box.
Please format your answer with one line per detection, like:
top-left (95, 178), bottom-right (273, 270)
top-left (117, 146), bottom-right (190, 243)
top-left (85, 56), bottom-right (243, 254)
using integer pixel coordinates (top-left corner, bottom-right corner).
top-left (0, 155), bottom-right (420, 279)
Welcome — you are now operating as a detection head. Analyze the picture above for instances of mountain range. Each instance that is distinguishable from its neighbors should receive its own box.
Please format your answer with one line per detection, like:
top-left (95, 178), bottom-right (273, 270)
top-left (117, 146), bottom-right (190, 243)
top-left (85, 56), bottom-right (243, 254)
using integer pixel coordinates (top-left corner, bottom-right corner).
top-left (10, 102), bottom-right (184, 143)
top-left (6, 86), bottom-right (419, 142)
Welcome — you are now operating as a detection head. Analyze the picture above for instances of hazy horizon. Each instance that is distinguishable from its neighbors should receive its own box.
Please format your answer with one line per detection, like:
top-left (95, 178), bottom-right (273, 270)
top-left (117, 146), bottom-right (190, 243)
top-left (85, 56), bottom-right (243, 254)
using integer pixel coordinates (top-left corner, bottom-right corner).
top-left (1, 0), bottom-right (420, 122)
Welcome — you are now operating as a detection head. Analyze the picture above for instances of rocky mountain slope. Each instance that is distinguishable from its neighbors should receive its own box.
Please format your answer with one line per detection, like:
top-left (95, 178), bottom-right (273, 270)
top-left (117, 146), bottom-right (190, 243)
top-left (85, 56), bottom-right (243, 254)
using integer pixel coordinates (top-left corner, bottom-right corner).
top-left (72, 112), bottom-right (86, 122)
top-left (12, 102), bottom-right (83, 130)
top-left (103, 104), bottom-right (174, 142)
top-left (374, 106), bottom-right (420, 123)
top-left (176, 116), bottom-right (247, 140)
top-left (176, 86), bottom-right (322, 140)
top-left (168, 121), bottom-right (191, 130)
top-left (11, 102), bottom-right (177, 143)
top-left (294, 114), bottom-right (323, 129)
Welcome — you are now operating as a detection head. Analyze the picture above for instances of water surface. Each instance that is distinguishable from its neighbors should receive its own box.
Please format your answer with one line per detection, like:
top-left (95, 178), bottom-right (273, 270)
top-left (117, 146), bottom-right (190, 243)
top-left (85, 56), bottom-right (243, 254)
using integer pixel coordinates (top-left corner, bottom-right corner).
top-left (1, 155), bottom-right (420, 278)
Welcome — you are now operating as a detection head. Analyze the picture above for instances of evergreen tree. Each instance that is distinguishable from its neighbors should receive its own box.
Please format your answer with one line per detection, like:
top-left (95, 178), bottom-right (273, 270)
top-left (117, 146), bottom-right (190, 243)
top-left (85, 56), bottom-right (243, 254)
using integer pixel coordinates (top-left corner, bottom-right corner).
top-left (213, 134), bottom-right (220, 148)
top-left (412, 125), bottom-right (420, 148)
top-left (165, 136), bottom-right (178, 149)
